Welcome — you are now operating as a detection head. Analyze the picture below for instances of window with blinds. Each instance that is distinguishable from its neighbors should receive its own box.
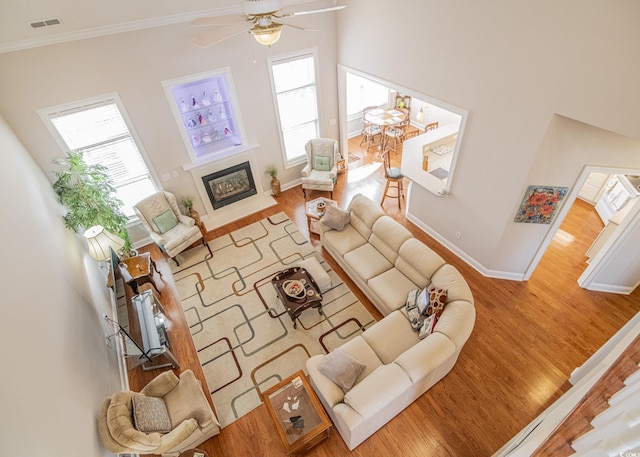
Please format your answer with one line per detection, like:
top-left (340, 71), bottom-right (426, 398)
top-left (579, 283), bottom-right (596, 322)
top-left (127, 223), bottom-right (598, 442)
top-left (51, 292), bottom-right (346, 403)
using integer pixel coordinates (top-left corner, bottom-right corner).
top-left (268, 50), bottom-right (320, 167)
top-left (45, 97), bottom-right (158, 218)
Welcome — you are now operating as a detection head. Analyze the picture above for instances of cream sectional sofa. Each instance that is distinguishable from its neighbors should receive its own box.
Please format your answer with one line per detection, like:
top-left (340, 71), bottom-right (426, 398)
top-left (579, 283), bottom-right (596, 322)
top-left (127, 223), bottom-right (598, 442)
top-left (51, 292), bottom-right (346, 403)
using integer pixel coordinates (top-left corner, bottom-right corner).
top-left (306, 194), bottom-right (475, 450)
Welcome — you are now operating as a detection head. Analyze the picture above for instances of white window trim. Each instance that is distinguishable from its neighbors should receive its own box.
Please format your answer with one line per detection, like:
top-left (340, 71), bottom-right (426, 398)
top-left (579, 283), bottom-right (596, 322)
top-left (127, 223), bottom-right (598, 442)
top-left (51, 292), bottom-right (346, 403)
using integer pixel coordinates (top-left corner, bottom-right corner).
top-left (267, 47), bottom-right (322, 169)
top-left (38, 92), bottom-right (161, 222)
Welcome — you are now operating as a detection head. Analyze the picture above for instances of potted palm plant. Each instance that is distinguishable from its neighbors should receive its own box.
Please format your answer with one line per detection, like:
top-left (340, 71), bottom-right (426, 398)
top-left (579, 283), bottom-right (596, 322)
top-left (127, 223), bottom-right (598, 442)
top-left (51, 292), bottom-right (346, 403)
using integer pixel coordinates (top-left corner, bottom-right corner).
top-left (265, 164), bottom-right (281, 197)
top-left (52, 150), bottom-right (133, 255)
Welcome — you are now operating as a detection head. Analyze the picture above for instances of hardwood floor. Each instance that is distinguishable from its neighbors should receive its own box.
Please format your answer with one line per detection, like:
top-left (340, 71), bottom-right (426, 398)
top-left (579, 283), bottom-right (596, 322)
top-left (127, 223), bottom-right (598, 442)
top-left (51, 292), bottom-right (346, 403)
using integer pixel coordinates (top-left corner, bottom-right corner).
top-left (128, 136), bottom-right (640, 457)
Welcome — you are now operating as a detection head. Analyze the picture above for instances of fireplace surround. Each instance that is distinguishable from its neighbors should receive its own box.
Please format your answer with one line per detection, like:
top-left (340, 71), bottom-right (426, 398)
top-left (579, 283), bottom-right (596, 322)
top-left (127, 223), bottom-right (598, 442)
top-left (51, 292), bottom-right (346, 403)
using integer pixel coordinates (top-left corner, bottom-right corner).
top-left (202, 161), bottom-right (257, 210)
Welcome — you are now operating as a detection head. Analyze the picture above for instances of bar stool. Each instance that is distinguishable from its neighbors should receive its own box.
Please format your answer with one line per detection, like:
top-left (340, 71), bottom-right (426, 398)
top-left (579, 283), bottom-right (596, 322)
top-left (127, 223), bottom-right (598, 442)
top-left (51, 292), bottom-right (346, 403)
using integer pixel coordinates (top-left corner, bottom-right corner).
top-left (380, 148), bottom-right (404, 209)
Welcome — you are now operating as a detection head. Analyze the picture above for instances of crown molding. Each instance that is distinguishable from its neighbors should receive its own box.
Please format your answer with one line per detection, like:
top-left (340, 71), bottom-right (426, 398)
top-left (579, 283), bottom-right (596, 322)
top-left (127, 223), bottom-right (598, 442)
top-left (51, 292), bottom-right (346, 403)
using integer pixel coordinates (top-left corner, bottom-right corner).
top-left (0, 0), bottom-right (318, 54)
top-left (0, 6), bottom-right (240, 54)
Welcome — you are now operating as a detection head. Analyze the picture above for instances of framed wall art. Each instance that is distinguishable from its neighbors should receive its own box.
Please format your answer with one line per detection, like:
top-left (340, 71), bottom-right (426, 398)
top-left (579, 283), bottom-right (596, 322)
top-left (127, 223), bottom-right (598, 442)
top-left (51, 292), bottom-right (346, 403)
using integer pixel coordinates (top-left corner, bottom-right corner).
top-left (514, 185), bottom-right (569, 224)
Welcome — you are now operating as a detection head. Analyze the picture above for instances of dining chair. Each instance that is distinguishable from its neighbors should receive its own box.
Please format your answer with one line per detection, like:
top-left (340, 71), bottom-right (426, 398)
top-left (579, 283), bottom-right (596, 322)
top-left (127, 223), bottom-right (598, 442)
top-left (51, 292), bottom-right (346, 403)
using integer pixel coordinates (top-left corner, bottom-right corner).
top-left (383, 119), bottom-right (409, 152)
top-left (360, 120), bottom-right (382, 150)
top-left (380, 148), bottom-right (405, 209)
top-left (425, 121), bottom-right (439, 132)
top-left (403, 129), bottom-right (420, 142)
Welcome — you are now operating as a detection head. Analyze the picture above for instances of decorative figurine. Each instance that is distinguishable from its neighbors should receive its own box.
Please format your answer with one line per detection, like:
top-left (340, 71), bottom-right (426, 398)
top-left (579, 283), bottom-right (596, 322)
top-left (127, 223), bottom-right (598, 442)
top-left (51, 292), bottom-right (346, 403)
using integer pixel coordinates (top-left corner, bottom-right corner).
top-left (201, 91), bottom-right (211, 106)
top-left (187, 117), bottom-right (197, 128)
top-left (179, 97), bottom-right (188, 113)
top-left (213, 89), bottom-right (222, 102)
top-left (207, 109), bottom-right (215, 122)
top-left (191, 94), bottom-right (200, 109)
top-left (219, 106), bottom-right (226, 119)
top-left (212, 128), bottom-right (220, 140)
top-left (197, 112), bottom-right (206, 125)
top-left (202, 132), bottom-right (212, 143)
top-left (224, 125), bottom-right (232, 136)
top-left (191, 134), bottom-right (201, 146)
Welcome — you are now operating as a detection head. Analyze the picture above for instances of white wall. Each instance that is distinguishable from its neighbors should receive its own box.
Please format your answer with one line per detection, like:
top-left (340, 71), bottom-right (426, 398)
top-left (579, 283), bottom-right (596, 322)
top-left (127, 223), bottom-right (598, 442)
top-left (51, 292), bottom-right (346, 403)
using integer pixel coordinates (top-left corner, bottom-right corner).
top-left (0, 13), bottom-right (339, 245)
top-left (336, 0), bottom-right (640, 277)
top-left (0, 115), bottom-right (122, 456)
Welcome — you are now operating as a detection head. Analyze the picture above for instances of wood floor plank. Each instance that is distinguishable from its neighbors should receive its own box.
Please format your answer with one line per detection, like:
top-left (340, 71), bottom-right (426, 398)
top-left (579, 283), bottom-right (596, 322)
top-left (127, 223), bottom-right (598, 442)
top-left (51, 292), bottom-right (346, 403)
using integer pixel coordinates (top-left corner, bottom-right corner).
top-left (126, 137), bottom-right (640, 457)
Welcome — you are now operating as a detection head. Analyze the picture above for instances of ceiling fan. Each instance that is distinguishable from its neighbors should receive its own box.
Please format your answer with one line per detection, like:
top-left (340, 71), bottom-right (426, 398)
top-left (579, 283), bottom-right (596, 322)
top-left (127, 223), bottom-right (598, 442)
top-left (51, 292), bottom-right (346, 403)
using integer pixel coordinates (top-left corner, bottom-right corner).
top-left (191, 0), bottom-right (346, 48)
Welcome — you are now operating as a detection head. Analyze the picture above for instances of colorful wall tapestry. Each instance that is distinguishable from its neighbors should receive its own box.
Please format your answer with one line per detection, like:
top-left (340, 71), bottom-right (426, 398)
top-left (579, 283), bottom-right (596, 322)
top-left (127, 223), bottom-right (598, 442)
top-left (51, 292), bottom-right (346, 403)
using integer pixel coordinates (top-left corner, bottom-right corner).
top-left (514, 185), bottom-right (569, 224)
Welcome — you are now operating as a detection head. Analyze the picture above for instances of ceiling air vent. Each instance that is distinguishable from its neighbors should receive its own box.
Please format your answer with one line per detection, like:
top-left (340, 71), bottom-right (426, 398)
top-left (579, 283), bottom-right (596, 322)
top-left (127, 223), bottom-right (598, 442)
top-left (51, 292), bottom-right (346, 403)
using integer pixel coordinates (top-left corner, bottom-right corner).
top-left (29, 17), bottom-right (62, 29)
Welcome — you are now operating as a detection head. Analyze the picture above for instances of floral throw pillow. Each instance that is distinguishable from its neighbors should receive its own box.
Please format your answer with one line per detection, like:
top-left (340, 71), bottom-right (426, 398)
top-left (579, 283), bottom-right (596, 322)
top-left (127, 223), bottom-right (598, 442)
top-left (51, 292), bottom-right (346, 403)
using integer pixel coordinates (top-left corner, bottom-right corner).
top-left (427, 287), bottom-right (448, 318)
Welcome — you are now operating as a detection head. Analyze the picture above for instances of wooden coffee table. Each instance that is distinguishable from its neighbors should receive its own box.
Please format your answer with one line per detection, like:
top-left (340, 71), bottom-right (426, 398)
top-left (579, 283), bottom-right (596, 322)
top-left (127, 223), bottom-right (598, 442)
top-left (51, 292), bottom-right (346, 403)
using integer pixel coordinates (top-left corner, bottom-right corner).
top-left (262, 370), bottom-right (331, 455)
top-left (272, 267), bottom-right (323, 329)
top-left (121, 251), bottom-right (162, 295)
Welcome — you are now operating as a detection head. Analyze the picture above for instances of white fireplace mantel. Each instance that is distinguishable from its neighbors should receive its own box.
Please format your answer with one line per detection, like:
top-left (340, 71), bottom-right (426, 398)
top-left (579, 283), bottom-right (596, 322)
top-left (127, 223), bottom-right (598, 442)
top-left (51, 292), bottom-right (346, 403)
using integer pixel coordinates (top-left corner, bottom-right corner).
top-left (186, 144), bottom-right (277, 230)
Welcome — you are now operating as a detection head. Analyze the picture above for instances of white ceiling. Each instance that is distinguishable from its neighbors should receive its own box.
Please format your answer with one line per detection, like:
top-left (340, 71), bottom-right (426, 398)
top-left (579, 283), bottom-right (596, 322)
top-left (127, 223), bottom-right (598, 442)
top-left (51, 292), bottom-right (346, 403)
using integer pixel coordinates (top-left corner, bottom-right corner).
top-left (0, 0), bottom-right (320, 53)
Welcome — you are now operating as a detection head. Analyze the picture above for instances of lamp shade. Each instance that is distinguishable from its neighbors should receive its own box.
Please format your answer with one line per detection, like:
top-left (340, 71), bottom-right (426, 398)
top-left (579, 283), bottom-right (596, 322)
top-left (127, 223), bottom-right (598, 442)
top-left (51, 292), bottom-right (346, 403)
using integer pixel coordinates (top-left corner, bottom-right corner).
top-left (83, 225), bottom-right (125, 261)
top-left (252, 23), bottom-right (283, 46)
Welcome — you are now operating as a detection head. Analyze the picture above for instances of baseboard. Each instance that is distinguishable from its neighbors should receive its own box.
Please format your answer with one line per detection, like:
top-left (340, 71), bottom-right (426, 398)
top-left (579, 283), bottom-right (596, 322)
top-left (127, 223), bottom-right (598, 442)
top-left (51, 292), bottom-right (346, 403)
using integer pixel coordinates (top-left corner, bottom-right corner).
top-left (585, 282), bottom-right (634, 294)
top-left (405, 212), bottom-right (526, 281)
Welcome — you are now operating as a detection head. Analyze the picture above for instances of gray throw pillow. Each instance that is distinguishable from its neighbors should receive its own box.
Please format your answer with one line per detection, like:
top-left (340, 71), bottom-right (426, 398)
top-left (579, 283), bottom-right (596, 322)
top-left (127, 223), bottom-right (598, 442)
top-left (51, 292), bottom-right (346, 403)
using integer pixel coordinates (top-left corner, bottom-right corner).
top-left (320, 205), bottom-right (350, 231)
top-left (131, 394), bottom-right (172, 433)
top-left (317, 348), bottom-right (366, 392)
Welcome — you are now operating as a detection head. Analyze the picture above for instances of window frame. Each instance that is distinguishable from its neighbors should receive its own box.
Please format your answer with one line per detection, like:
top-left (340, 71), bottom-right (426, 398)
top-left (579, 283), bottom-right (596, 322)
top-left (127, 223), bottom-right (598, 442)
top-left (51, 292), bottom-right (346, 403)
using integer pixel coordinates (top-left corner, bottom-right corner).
top-left (267, 48), bottom-right (322, 169)
top-left (38, 92), bottom-right (160, 222)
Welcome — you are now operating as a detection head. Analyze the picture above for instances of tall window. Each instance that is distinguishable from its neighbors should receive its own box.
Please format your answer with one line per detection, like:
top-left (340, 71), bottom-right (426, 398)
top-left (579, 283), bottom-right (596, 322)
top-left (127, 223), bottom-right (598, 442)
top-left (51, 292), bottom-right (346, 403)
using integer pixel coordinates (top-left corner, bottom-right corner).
top-left (269, 51), bottom-right (320, 167)
top-left (346, 72), bottom-right (389, 117)
top-left (43, 95), bottom-right (158, 218)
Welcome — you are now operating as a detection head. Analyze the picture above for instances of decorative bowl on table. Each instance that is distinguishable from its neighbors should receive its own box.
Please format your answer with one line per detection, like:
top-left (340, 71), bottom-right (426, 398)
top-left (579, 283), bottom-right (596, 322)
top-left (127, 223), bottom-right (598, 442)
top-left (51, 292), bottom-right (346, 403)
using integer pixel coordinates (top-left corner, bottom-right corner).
top-left (283, 280), bottom-right (306, 298)
top-left (316, 201), bottom-right (327, 214)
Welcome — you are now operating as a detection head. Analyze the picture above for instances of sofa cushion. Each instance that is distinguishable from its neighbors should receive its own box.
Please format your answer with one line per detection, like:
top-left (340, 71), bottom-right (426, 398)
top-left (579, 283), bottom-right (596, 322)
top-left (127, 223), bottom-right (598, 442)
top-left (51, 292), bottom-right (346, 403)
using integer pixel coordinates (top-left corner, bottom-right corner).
top-left (131, 394), bottom-right (172, 433)
top-left (368, 267), bottom-right (421, 313)
top-left (368, 216), bottom-right (412, 264)
top-left (344, 244), bottom-right (393, 282)
top-left (321, 205), bottom-right (350, 231)
top-left (343, 363), bottom-right (413, 419)
top-left (433, 299), bottom-right (476, 350)
top-left (323, 224), bottom-right (368, 256)
top-left (429, 264), bottom-right (474, 305)
top-left (395, 238), bottom-right (446, 288)
top-left (318, 349), bottom-right (366, 393)
top-left (347, 194), bottom-right (385, 240)
top-left (362, 310), bottom-right (419, 364)
top-left (338, 334), bottom-right (384, 380)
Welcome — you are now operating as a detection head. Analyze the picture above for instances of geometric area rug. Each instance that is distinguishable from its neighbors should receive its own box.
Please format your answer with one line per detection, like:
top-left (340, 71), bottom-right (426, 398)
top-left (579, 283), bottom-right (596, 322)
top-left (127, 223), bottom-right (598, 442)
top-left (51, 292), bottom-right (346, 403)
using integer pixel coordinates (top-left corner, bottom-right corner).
top-left (169, 212), bottom-right (376, 427)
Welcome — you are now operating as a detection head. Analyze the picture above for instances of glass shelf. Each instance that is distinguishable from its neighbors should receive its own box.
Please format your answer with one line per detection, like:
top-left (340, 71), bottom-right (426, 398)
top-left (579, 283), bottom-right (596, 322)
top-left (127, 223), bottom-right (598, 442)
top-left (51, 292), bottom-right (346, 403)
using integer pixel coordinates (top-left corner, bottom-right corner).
top-left (163, 68), bottom-right (245, 161)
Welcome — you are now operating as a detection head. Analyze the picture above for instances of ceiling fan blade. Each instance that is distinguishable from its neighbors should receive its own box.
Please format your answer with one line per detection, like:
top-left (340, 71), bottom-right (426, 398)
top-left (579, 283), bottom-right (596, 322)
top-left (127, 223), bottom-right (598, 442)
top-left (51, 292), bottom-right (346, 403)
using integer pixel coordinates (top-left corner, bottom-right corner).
top-left (281, 5), bottom-right (347, 18)
top-left (191, 21), bottom-right (253, 48)
top-left (190, 13), bottom-right (247, 27)
top-left (280, 21), bottom-right (320, 32)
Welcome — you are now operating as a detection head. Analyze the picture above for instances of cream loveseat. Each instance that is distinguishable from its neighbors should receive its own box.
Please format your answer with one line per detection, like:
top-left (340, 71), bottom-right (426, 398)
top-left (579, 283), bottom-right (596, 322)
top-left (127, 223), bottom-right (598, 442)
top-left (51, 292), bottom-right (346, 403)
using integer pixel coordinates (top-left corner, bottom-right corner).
top-left (306, 194), bottom-right (475, 450)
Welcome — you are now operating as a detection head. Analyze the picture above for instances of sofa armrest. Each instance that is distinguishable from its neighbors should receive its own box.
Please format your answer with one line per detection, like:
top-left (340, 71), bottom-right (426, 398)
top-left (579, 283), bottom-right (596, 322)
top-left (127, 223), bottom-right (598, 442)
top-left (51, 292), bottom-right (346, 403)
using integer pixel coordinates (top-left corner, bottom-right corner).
top-left (306, 354), bottom-right (346, 407)
top-left (178, 215), bottom-right (195, 226)
top-left (329, 164), bottom-right (338, 179)
top-left (301, 163), bottom-right (312, 177)
top-left (140, 370), bottom-right (180, 398)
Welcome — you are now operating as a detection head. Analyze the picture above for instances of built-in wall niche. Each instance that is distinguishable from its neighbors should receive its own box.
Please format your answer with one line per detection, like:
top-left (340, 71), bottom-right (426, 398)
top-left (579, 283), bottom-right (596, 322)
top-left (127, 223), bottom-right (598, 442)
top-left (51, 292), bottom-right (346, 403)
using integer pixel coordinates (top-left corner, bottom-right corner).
top-left (163, 67), bottom-right (246, 163)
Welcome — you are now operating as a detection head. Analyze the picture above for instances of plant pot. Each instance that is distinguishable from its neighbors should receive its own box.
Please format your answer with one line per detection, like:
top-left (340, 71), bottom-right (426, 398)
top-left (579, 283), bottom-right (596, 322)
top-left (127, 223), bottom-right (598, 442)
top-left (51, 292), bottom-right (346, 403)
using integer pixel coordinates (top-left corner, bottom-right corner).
top-left (271, 177), bottom-right (281, 197)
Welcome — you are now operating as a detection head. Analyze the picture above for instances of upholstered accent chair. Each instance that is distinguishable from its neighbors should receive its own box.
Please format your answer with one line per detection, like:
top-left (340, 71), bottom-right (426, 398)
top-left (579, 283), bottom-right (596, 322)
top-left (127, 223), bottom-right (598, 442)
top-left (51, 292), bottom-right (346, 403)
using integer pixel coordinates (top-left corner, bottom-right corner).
top-left (98, 369), bottom-right (221, 457)
top-left (301, 138), bottom-right (341, 199)
top-left (134, 191), bottom-right (211, 266)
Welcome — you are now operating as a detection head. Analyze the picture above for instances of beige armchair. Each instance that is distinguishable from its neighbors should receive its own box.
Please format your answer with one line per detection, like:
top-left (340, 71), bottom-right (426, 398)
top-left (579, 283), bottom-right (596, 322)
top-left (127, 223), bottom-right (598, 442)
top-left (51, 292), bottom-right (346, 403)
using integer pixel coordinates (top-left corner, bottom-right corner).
top-left (301, 138), bottom-right (340, 199)
top-left (98, 369), bottom-right (221, 457)
top-left (134, 191), bottom-right (212, 266)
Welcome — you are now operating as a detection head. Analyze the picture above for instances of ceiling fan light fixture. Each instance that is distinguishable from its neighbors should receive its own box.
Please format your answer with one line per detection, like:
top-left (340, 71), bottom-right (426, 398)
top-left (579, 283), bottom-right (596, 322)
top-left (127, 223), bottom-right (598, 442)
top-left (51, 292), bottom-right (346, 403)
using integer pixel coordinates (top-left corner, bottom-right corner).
top-left (251, 22), bottom-right (283, 46)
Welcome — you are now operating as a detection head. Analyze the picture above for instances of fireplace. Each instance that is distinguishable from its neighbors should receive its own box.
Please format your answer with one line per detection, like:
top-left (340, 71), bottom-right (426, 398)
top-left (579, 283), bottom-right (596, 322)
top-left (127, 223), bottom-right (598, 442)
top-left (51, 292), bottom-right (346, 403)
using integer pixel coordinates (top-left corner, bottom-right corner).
top-left (202, 161), bottom-right (257, 210)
